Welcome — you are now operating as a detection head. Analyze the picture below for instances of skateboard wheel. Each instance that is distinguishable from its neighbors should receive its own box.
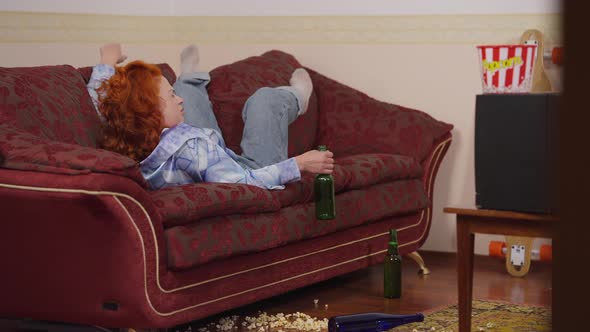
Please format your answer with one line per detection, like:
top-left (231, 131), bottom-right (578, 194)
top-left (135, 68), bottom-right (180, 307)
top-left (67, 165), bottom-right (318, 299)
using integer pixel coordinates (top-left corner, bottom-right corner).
top-left (540, 244), bottom-right (552, 262)
top-left (489, 241), bottom-right (506, 257)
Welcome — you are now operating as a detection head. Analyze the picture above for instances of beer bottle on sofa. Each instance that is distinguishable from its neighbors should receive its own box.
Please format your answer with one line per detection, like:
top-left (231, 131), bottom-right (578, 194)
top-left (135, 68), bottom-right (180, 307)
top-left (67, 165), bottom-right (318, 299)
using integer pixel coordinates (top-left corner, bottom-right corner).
top-left (328, 312), bottom-right (424, 332)
top-left (314, 145), bottom-right (336, 220)
top-left (384, 229), bottom-right (402, 298)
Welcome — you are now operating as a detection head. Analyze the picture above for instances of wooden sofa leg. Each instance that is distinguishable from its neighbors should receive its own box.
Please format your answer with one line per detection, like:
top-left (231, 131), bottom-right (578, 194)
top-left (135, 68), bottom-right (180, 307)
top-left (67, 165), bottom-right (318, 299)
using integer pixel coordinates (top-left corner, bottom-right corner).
top-left (406, 251), bottom-right (431, 275)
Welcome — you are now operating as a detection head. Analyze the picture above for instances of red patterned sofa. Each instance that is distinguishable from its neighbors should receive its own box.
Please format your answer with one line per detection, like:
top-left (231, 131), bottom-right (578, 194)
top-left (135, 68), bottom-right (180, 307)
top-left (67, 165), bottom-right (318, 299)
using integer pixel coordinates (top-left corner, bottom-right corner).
top-left (0, 50), bottom-right (452, 329)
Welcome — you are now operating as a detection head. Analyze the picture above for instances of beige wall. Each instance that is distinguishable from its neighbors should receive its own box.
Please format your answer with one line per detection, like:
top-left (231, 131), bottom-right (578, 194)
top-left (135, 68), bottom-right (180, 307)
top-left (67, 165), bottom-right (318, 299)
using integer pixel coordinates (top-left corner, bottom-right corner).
top-left (0, 12), bottom-right (561, 255)
top-left (0, 0), bottom-right (560, 16)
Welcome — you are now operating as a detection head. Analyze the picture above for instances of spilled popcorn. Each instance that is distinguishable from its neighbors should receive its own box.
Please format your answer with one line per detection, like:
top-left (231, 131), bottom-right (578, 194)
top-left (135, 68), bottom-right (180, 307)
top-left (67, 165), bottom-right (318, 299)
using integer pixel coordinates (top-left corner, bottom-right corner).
top-left (192, 312), bottom-right (328, 332)
top-left (474, 322), bottom-right (496, 331)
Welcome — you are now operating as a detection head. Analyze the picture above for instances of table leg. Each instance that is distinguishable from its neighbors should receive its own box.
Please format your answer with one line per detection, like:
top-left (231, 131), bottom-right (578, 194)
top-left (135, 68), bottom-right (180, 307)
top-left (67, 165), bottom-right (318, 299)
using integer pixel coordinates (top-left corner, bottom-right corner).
top-left (456, 216), bottom-right (474, 332)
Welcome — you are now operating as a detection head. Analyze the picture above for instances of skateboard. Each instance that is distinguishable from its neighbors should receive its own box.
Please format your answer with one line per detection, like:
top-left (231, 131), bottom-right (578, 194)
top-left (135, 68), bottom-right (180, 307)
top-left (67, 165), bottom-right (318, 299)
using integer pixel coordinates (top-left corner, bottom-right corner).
top-left (489, 237), bottom-right (552, 277)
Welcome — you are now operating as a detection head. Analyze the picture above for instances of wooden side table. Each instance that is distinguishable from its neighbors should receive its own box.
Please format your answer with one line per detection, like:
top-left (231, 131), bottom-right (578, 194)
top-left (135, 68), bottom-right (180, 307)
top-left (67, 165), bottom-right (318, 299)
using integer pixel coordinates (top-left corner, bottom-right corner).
top-left (443, 207), bottom-right (555, 332)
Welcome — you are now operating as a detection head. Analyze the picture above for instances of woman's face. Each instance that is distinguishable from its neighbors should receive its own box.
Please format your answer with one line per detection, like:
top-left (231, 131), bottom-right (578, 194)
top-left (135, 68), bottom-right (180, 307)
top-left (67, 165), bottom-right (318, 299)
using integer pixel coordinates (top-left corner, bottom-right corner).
top-left (158, 76), bottom-right (184, 128)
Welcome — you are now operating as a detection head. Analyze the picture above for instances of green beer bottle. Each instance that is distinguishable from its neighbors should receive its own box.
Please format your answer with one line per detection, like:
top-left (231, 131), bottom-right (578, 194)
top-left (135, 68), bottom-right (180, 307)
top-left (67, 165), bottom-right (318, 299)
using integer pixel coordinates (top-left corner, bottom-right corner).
top-left (384, 229), bottom-right (402, 298)
top-left (314, 145), bottom-right (336, 220)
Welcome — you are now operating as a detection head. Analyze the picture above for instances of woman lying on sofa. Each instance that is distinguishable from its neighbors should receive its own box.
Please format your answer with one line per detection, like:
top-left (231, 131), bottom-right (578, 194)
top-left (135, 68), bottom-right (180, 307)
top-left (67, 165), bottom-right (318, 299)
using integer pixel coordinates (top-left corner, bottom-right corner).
top-left (86, 43), bottom-right (334, 190)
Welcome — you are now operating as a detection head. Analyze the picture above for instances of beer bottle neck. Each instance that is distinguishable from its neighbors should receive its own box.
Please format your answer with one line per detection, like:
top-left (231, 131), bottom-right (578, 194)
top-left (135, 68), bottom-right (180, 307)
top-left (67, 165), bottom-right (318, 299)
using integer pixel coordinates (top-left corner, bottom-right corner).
top-left (388, 241), bottom-right (399, 255)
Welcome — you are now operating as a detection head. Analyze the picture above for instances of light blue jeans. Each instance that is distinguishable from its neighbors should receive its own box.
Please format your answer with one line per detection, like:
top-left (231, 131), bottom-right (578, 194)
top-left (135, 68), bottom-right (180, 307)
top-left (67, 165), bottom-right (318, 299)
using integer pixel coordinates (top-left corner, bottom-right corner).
top-left (173, 72), bottom-right (303, 169)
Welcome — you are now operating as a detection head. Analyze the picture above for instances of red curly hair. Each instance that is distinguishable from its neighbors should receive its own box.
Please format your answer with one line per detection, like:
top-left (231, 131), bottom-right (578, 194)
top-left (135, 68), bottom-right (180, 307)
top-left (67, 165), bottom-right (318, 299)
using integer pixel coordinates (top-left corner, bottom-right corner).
top-left (98, 61), bottom-right (164, 162)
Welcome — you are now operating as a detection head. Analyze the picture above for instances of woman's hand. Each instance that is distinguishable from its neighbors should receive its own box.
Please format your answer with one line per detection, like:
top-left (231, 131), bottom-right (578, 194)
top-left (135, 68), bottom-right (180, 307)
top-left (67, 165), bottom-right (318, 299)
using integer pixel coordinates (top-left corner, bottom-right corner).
top-left (295, 149), bottom-right (334, 174)
top-left (100, 43), bottom-right (128, 66)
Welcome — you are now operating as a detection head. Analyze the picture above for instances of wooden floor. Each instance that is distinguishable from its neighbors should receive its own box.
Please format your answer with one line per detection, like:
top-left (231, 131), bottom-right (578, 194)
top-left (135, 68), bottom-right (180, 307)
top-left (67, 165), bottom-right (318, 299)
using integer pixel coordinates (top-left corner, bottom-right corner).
top-left (0, 251), bottom-right (552, 331)
top-left (193, 250), bottom-right (552, 321)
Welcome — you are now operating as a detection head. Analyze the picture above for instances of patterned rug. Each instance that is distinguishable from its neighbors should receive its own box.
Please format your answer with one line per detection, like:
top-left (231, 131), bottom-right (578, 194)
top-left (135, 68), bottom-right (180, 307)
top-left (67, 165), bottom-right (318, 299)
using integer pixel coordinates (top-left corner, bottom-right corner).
top-left (176, 300), bottom-right (550, 332)
top-left (390, 300), bottom-right (551, 332)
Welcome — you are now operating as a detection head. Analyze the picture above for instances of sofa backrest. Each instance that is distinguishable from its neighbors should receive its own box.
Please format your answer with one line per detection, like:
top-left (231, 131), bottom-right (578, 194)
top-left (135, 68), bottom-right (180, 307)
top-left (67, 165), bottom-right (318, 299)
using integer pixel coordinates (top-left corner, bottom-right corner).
top-left (0, 65), bottom-right (101, 147)
top-left (207, 50), bottom-right (319, 157)
top-left (308, 69), bottom-right (453, 161)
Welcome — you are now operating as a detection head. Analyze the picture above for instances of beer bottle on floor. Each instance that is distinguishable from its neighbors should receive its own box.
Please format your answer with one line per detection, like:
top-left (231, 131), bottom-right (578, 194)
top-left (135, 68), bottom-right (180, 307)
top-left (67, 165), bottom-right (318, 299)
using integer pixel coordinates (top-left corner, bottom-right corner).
top-left (384, 229), bottom-right (402, 298)
top-left (328, 312), bottom-right (424, 332)
top-left (314, 145), bottom-right (335, 220)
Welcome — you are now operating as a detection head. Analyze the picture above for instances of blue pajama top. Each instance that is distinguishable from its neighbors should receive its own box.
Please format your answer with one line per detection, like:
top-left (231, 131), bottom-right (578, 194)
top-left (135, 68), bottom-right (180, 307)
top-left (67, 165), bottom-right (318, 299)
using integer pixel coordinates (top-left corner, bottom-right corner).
top-left (87, 64), bottom-right (301, 190)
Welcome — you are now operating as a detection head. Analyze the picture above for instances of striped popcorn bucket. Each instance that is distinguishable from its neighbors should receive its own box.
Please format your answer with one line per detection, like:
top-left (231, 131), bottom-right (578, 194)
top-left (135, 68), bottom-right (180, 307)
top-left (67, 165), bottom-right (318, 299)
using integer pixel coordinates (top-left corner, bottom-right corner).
top-left (477, 45), bottom-right (537, 93)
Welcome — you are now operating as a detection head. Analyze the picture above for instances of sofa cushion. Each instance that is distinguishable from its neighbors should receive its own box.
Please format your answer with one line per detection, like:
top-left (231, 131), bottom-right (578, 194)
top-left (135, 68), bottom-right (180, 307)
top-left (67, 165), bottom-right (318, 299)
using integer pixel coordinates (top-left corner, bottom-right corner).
top-left (150, 182), bottom-right (280, 228)
top-left (308, 69), bottom-right (453, 161)
top-left (148, 152), bottom-right (422, 226)
top-left (0, 65), bottom-right (101, 147)
top-left (77, 63), bottom-right (177, 87)
top-left (165, 179), bottom-right (429, 269)
top-left (0, 125), bottom-right (146, 186)
top-left (208, 50), bottom-right (319, 158)
top-left (273, 153), bottom-right (423, 207)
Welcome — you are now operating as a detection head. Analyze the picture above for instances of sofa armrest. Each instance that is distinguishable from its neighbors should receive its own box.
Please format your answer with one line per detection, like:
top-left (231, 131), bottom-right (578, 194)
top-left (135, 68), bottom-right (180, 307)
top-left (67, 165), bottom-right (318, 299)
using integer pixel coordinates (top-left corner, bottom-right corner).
top-left (308, 69), bottom-right (453, 161)
top-left (0, 167), bottom-right (169, 317)
top-left (0, 125), bottom-right (147, 187)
